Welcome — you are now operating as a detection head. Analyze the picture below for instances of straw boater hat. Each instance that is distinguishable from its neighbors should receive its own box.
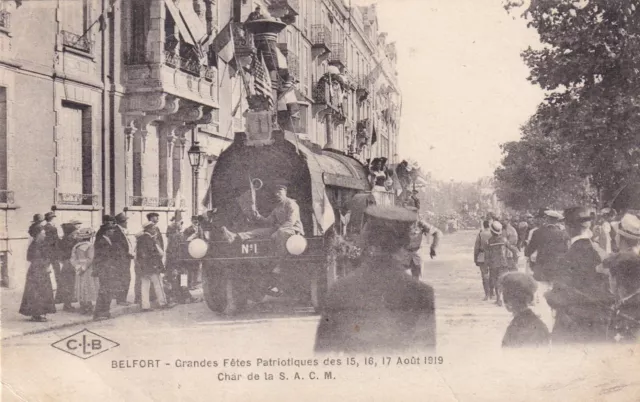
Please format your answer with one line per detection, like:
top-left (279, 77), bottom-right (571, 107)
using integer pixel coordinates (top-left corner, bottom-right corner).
top-left (544, 210), bottom-right (564, 221)
top-left (490, 221), bottom-right (503, 235)
top-left (613, 213), bottom-right (640, 241)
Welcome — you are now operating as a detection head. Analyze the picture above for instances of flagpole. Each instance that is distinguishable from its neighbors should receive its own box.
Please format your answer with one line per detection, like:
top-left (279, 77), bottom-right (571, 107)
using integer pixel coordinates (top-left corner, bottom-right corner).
top-left (231, 26), bottom-right (253, 99)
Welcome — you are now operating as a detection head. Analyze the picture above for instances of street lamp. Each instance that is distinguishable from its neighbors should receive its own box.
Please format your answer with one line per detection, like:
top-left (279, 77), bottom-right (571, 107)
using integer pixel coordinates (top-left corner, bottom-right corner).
top-left (187, 128), bottom-right (205, 217)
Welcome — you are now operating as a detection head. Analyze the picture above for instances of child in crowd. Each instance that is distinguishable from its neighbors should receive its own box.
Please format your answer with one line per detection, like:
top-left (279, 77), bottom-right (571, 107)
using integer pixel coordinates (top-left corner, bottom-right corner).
top-left (500, 272), bottom-right (550, 348)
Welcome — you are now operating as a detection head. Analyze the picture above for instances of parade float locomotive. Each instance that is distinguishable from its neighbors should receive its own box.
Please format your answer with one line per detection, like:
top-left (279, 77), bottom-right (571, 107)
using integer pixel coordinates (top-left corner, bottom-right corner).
top-left (197, 129), bottom-right (372, 315)
top-left (183, 11), bottom-right (394, 315)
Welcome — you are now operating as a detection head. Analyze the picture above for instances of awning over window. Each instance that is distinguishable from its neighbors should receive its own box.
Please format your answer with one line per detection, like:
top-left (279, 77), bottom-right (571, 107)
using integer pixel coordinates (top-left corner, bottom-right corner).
top-left (176, 0), bottom-right (207, 42)
top-left (164, 0), bottom-right (195, 45)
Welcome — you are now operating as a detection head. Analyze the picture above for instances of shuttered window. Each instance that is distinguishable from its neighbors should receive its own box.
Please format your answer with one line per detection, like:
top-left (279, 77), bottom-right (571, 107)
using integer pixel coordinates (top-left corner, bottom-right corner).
top-left (61, 0), bottom-right (87, 34)
top-left (59, 104), bottom-right (84, 195)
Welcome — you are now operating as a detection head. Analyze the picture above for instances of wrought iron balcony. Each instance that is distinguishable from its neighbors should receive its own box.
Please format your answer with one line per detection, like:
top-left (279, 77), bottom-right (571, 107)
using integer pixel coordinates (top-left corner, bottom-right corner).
top-left (129, 196), bottom-right (177, 208)
top-left (311, 25), bottom-right (331, 51)
top-left (57, 193), bottom-right (99, 206)
top-left (201, 65), bottom-right (217, 82)
top-left (0, 10), bottom-right (10, 31)
top-left (61, 30), bottom-right (93, 53)
top-left (0, 190), bottom-right (15, 204)
top-left (328, 43), bottom-right (346, 68)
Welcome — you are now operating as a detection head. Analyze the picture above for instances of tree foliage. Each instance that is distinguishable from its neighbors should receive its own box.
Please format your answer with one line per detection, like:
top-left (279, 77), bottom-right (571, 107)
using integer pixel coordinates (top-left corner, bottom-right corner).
top-left (496, 0), bottom-right (640, 209)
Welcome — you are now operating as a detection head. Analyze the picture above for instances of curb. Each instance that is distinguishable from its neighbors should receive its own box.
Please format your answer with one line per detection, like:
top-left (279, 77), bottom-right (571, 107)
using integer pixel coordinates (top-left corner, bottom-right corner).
top-left (1, 304), bottom-right (141, 341)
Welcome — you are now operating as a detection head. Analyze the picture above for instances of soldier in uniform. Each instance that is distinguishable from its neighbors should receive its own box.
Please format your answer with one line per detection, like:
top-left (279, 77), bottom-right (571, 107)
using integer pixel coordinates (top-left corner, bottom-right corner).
top-left (545, 206), bottom-right (613, 344)
top-left (603, 213), bottom-right (640, 343)
top-left (405, 207), bottom-right (441, 279)
top-left (314, 206), bottom-right (436, 354)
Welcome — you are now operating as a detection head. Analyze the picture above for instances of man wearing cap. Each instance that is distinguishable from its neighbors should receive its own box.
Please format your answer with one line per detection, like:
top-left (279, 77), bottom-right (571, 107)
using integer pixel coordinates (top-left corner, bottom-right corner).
top-left (405, 207), bottom-right (441, 279)
top-left (146, 212), bottom-right (165, 251)
top-left (485, 221), bottom-right (520, 306)
top-left (43, 211), bottom-right (62, 293)
top-left (545, 206), bottom-right (613, 344)
top-left (136, 222), bottom-right (171, 311)
top-left (500, 272), bottom-right (550, 348)
top-left (601, 213), bottom-right (640, 343)
top-left (314, 206), bottom-right (436, 353)
top-left (183, 215), bottom-right (206, 290)
top-left (111, 212), bottom-right (135, 305)
top-left (221, 180), bottom-right (304, 258)
top-left (525, 210), bottom-right (570, 282)
top-left (474, 220), bottom-right (493, 300)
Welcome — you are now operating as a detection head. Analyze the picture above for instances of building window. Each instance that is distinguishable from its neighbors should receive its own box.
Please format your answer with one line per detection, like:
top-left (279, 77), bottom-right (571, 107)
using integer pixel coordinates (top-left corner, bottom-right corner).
top-left (381, 135), bottom-right (389, 159)
top-left (60, 0), bottom-right (93, 53)
top-left (130, 0), bottom-right (150, 59)
top-left (301, 43), bottom-right (310, 96)
top-left (58, 102), bottom-right (93, 205)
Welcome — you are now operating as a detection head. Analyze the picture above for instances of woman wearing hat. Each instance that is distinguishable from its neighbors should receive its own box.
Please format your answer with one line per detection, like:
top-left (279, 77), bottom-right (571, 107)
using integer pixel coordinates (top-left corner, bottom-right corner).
top-left (602, 213), bottom-right (640, 343)
top-left (19, 214), bottom-right (56, 322)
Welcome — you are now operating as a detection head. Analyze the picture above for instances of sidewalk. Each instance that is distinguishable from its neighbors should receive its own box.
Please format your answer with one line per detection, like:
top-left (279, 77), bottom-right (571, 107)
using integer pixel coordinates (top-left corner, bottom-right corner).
top-left (0, 286), bottom-right (203, 340)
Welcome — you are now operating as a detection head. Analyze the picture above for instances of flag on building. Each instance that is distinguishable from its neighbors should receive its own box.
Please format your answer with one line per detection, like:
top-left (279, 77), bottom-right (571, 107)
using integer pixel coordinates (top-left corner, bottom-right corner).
top-left (212, 22), bottom-right (235, 66)
top-left (254, 53), bottom-right (274, 108)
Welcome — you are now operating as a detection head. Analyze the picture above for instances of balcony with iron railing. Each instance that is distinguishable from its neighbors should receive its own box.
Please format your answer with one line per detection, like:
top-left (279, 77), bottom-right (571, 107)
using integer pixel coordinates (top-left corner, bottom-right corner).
top-left (0, 10), bottom-right (10, 31)
top-left (129, 196), bottom-right (185, 208)
top-left (57, 193), bottom-right (99, 207)
top-left (124, 49), bottom-right (216, 82)
top-left (311, 25), bottom-right (331, 52)
top-left (328, 43), bottom-right (346, 68)
top-left (61, 30), bottom-right (93, 54)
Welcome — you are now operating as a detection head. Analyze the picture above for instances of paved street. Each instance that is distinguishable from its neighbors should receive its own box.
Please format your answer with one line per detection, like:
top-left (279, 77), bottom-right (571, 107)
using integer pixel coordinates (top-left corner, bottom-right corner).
top-left (2, 231), bottom-right (640, 402)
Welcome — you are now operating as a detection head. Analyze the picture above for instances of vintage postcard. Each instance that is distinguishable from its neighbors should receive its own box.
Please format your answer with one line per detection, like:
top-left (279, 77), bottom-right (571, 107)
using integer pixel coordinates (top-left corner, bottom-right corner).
top-left (1, 0), bottom-right (639, 401)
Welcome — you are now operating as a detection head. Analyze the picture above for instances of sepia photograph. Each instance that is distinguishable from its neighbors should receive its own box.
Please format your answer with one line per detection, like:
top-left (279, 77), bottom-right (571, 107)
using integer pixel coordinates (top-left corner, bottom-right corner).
top-left (1, 0), bottom-right (639, 400)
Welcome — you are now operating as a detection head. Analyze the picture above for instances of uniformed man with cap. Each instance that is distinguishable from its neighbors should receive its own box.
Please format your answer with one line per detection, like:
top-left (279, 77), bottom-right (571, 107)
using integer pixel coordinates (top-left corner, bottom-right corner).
top-left (221, 180), bottom-right (303, 246)
top-left (545, 206), bottom-right (613, 344)
top-left (525, 209), bottom-right (570, 282)
top-left (602, 213), bottom-right (640, 343)
top-left (314, 206), bottom-right (436, 354)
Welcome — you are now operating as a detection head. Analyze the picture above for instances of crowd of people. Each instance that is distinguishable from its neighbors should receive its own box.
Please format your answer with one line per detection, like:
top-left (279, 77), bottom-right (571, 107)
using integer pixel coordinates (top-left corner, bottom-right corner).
top-left (19, 210), bottom-right (207, 322)
top-left (473, 207), bottom-right (640, 347)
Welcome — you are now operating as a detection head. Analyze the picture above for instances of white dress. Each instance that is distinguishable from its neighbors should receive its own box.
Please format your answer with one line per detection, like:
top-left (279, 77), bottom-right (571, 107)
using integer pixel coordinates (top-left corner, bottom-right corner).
top-left (72, 241), bottom-right (98, 304)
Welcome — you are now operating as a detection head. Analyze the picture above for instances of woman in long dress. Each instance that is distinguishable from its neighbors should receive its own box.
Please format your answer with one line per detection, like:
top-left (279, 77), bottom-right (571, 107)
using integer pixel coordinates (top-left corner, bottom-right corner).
top-left (72, 228), bottom-right (97, 315)
top-left (19, 215), bottom-right (56, 322)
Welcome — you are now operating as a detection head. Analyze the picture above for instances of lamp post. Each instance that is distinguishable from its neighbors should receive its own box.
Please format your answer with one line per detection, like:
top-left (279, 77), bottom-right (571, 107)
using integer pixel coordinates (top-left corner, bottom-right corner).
top-left (187, 128), bottom-right (205, 217)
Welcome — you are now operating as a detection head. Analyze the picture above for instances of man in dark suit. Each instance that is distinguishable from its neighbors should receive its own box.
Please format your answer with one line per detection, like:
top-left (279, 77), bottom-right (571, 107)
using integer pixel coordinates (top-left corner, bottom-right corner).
top-left (111, 212), bottom-right (134, 305)
top-left (545, 206), bottom-right (613, 344)
top-left (314, 206), bottom-right (436, 354)
top-left (525, 210), bottom-right (570, 282)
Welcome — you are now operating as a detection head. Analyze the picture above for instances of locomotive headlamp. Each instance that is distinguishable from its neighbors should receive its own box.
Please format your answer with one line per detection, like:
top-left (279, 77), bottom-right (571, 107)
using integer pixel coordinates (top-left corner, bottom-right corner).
top-left (188, 238), bottom-right (209, 259)
top-left (286, 234), bottom-right (307, 255)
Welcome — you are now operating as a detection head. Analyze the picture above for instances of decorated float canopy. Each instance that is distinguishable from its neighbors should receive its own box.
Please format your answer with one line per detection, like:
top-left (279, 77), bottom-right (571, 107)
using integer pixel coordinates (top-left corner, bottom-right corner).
top-left (205, 130), bottom-right (371, 237)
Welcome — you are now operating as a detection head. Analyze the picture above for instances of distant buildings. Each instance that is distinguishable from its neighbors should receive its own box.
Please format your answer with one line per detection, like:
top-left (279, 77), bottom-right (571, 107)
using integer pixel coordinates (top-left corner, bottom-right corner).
top-left (0, 0), bottom-right (401, 287)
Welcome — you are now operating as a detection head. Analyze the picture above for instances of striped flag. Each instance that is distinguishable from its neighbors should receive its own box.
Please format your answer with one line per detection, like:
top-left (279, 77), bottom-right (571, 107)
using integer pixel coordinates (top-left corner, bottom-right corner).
top-left (212, 22), bottom-right (235, 65)
top-left (254, 53), bottom-right (274, 108)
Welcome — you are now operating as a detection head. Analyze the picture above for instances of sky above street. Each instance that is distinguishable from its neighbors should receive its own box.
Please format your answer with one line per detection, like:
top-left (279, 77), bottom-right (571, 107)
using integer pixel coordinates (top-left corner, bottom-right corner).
top-left (353, 0), bottom-right (545, 182)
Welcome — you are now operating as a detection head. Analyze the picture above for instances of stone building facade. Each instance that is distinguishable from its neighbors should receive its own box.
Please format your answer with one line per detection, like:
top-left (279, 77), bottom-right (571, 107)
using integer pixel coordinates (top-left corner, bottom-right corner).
top-left (0, 0), bottom-right (401, 288)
